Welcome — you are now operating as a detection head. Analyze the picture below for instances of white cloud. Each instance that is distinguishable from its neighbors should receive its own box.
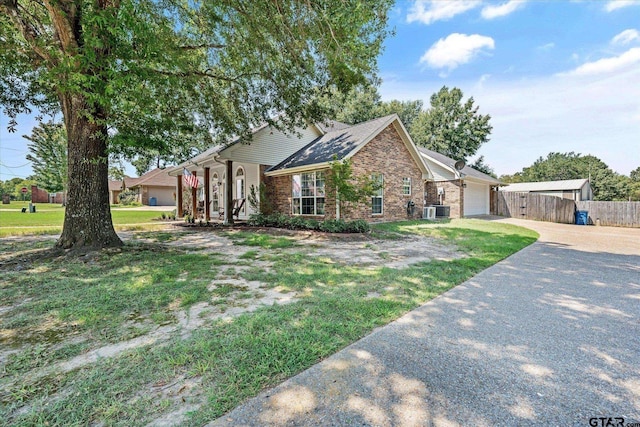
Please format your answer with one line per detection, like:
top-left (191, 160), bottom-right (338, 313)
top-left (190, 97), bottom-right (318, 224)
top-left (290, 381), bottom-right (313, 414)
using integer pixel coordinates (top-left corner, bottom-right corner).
top-left (537, 42), bottom-right (556, 51)
top-left (611, 29), bottom-right (640, 45)
top-left (481, 0), bottom-right (527, 19)
top-left (604, 0), bottom-right (640, 12)
top-left (559, 47), bottom-right (640, 76)
top-left (407, 0), bottom-right (481, 25)
top-left (420, 33), bottom-right (495, 73)
top-left (379, 66), bottom-right (640, 176)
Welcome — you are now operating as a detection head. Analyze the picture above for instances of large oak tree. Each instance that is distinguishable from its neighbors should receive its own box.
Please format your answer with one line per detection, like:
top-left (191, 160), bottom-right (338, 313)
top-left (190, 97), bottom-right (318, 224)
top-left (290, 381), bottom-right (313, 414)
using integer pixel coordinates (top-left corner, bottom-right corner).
top-left (1, 0), bottom-right (392, 250)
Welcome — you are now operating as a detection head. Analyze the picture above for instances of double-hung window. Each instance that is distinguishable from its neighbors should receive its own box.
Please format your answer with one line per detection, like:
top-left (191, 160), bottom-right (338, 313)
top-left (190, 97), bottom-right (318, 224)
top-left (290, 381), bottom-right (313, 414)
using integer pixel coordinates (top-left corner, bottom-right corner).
top-left (371, 173), bottom-right (383, 215)
top-left (292, 171), bottom-right (325, 215)
top-left (403, 177), bottom-right (411, 195)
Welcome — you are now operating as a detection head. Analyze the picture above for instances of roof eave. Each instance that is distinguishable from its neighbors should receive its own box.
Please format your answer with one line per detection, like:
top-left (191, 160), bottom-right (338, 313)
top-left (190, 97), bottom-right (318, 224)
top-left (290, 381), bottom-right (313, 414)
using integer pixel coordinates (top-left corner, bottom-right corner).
top-left (264, 162), bottom-right (331, 177)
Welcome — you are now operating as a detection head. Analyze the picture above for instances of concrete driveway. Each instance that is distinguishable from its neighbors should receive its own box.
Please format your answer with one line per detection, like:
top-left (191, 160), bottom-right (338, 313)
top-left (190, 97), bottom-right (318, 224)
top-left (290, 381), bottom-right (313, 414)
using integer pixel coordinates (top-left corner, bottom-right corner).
top-left (210, 219), bottom-right (640, 426)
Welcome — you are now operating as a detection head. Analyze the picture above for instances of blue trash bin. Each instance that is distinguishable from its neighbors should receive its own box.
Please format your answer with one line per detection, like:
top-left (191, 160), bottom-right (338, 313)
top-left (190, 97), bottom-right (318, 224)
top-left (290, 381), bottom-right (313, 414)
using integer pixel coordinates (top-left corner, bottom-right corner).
top-left (149, 197), bottom-right (157, 206)
top-left (575, 210), bottom-right (588, 225)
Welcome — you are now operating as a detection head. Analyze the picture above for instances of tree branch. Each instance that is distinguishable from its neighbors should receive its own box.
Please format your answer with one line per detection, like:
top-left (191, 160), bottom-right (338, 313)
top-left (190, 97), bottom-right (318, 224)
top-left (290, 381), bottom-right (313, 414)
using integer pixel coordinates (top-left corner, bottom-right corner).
top-left (41, 0), bottom-right (79, 54)
top-left (151, 68), bottom-right (260, 82)
top-left (0, 0), bottom-right (56, 64)
top-left (179, 43), bottom-right (226, 50)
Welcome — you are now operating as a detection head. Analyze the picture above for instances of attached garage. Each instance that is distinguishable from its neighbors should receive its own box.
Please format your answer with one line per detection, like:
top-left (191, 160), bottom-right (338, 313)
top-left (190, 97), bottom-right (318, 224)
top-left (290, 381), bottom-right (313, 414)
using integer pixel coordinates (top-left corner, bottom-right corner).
top-left (464, 181), bottom-right (490, 216)
top-left (418, 147), bottom-right (502, 218)
top-left (146, 186), bottom-right (175, 206)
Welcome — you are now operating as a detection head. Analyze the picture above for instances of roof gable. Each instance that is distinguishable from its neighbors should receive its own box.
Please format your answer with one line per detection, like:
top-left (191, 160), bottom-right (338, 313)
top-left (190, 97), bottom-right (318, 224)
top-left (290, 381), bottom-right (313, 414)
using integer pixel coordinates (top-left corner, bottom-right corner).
top-left (266, 114), bottom-right (431, 178)
top-left (127, 168), bottom-right (175, 188)
top-left (417, 147), bottom-right (501, 185)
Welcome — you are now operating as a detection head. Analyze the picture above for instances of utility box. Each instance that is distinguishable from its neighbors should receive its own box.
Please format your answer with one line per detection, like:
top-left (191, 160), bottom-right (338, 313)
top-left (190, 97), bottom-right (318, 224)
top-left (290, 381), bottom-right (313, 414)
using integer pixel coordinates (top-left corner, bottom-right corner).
top-left (435, 205), bottom-right (450, 218)
top-left (423, 206), bottom-right (436, 220)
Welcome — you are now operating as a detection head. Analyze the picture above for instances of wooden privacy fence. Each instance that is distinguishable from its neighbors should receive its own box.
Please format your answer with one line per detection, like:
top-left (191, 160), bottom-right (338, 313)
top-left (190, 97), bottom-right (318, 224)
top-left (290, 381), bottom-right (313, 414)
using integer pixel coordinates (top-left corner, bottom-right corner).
top-left (576, 201), bottom-right (640, 228)
top-left (494, 192), bottom-right (576, 224)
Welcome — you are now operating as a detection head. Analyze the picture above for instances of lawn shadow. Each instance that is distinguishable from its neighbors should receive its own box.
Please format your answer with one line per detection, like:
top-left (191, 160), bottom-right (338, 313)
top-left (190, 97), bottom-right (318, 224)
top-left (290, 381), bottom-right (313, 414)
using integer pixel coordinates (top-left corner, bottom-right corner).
top-left (209, 241), bottom-right (640, 425)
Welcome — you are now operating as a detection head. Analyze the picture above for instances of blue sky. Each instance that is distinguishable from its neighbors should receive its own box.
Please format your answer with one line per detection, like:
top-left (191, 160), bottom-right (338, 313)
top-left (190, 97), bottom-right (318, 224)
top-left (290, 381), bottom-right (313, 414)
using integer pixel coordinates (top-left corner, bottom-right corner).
top-left (377, 0), bottom-right (640, 176)
top-left (1, 0), bottom-right (639, 180)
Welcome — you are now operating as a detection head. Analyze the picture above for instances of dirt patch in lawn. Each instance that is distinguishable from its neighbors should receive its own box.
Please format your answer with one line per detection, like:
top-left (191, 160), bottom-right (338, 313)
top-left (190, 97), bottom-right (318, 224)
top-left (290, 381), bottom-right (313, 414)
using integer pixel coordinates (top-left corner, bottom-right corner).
top-left (1, 225), bottom-right (464, 425)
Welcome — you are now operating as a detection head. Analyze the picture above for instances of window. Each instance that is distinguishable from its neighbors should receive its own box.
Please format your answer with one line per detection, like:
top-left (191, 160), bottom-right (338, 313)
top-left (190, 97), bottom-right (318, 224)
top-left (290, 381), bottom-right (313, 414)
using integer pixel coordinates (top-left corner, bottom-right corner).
top-left (403, 177), bottom-right (411, 195)
top-left (372, 173), bottom-right (383, 215)
top-left (292, 171), bottom-right (325, 215)
top-left (236, 167), bottom-right (245, 214)
top-left (211, 173), bottom-right (219, 211)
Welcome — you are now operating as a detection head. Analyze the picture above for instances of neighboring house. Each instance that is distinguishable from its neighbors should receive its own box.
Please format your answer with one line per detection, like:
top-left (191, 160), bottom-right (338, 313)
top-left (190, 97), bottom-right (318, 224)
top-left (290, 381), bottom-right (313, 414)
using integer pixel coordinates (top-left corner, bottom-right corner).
top-left (30, 185), bottom-right (66, 204)
top-left (108, 180), bottom-right (124, 204)
top-left (418, 148), bottom-right (502, 217)
top-left (109, 168), bottom-right (176, 206)
top-left (124, 168), bottom-right (176, 206)
top-left (500, 179), bottom-right (592, 201)
top-left (169, 114), bottom-right (433, 222)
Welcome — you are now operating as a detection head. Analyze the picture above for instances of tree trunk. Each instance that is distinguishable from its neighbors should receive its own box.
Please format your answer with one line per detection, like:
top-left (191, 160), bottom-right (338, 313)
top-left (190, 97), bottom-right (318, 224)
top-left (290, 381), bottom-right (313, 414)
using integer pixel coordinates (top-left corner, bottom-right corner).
top-left (56, 93), bottom-right (122, 250)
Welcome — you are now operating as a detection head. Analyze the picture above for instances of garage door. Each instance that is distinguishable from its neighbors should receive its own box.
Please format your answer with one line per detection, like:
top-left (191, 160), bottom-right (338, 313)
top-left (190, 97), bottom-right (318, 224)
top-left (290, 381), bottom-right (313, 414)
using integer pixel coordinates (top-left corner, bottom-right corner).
top-left (463, 182), bottom-right (488, 216)
top-left (149, 188), bottom-right (175, 206)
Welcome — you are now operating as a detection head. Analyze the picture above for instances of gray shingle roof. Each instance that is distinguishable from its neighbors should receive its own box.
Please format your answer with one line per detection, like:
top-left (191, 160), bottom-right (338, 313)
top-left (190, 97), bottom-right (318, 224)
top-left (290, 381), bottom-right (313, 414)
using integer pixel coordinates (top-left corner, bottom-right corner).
top-left (500, 179), bottom-right (589, 192)
top-left (315, 120), bottom-right (351, 133)
top-left (267, 115), bottom-right (396, 172)
top-left (417, 147), bottom-right (501, 184)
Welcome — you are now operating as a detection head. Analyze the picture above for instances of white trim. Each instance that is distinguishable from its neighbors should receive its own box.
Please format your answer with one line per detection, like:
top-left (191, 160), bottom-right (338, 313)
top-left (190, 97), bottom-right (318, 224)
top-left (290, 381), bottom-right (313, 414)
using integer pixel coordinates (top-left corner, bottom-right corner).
top-left (371, 173), bottom-right (384, 215)
top-left (419, 152), bottom-right (460, 179)
top-left (402, 177), bottom-right (412, 196)
top-left (264, 162), bottom-right (331, 177)
top-left (291, 171), bottom-right (326, 216)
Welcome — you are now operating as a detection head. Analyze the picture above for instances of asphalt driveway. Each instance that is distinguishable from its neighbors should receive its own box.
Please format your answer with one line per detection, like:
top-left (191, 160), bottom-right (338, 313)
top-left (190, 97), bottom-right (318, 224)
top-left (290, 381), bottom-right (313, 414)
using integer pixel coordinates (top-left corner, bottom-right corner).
top-left (210, 219), bottom-right (640, 426)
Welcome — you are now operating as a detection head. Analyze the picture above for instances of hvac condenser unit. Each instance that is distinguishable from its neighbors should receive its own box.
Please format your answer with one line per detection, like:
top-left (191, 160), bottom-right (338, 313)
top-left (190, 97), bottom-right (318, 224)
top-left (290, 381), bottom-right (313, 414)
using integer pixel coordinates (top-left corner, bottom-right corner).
top-left (423, 206), bottom-right (436, 220)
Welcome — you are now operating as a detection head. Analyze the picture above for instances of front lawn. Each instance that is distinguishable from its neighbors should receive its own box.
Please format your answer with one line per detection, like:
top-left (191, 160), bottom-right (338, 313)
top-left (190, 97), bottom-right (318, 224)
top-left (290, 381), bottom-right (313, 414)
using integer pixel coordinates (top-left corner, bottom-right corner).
top-left (0, 205), bottom-right (166, 237)
top-left (0, 219), bottom-right (538, 426)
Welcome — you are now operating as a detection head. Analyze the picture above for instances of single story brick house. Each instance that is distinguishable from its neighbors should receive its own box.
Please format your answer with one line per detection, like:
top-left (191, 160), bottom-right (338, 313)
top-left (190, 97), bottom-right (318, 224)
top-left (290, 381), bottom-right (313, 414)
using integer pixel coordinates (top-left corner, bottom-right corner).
top-left (500, 178), bottom-right (592, 201)
top-left (108, 180), bottom-right (124, 204)
top-left (418, 148), bottom-right (502, 217)
top-left (109, 168), bottom-right (176, 206)
top-left (169, 114), bottom-right (436, 222)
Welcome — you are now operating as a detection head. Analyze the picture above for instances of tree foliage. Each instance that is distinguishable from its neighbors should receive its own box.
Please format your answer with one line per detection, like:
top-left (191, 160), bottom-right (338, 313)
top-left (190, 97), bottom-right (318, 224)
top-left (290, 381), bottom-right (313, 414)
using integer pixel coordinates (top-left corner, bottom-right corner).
top-left (1, 0), bottom-right (393, 250)
top-left (470, 155), bottom-right (496, 178)
top-left (326, 156), bottom-right (381, 218)
top-left (411, 86), bottom-right (492, 161)
top-left (321, 84), bottom-right (491, 161)
top-left (24, 122), bottom-right (67, 193)
top-left (0, 176), bottom-right (36, 200)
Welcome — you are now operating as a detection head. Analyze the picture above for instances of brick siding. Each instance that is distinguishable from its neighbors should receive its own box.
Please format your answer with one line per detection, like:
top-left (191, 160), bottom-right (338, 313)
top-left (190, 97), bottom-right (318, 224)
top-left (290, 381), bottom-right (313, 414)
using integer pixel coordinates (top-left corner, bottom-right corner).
top-left (424, 180), bottom-right (464, 219)
top-left (265, 124), bottom-right (425, 222)
top-left (30, 185), bottom-right (65, 204)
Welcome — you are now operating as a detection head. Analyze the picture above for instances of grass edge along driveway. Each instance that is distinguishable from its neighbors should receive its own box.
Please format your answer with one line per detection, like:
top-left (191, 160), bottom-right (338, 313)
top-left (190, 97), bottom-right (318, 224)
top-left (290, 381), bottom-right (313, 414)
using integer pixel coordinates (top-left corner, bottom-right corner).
top-left (0, 219), bottom-right (538, 426)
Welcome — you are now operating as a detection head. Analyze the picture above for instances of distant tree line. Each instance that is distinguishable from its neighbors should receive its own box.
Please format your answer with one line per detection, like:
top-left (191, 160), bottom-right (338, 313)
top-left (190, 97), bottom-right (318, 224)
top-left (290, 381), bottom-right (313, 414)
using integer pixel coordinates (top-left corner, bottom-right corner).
top-left (499, 152), bottom-right (640, 201)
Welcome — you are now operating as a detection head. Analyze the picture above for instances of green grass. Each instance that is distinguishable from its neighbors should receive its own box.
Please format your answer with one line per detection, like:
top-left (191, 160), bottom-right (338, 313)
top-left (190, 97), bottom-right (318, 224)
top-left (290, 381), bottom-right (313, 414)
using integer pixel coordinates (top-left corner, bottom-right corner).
top-left (0, 244), bottom-right (225, 372)
top-left (226, 231), bottom-right (297, 249)
top-left (0, 206), bottom-right (164, 237)
top-left (0, 220), bottom-right (538, 426)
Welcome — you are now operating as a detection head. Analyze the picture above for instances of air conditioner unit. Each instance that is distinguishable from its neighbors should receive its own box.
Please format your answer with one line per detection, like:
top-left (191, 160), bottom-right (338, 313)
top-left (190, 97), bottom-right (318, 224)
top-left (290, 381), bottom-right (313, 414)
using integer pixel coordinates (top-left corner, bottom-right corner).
top-left (423, 206), bottom-right (436, 220)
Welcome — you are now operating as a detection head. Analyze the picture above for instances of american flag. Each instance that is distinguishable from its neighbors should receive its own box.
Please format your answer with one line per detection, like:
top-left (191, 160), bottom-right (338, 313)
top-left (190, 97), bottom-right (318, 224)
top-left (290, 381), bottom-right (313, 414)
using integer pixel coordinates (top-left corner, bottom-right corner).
top-left (183, 168), bottom-right (199, 189)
